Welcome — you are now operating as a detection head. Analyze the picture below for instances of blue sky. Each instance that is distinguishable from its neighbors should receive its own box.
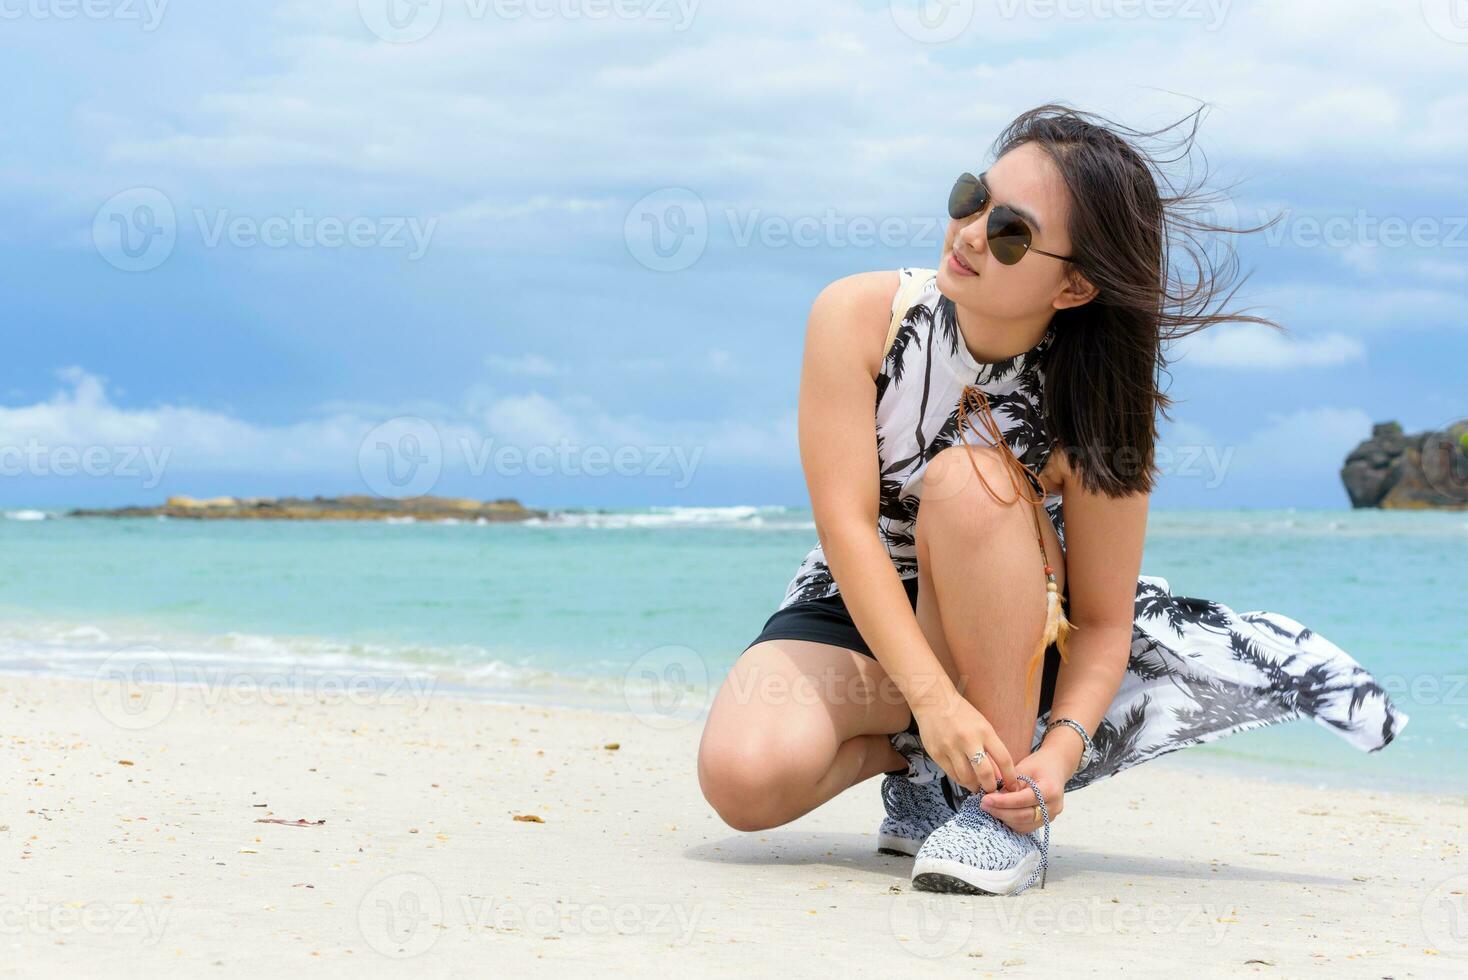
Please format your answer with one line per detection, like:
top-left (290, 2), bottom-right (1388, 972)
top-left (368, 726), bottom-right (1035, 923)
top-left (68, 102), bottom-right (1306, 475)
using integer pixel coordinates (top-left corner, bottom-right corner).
top-left (2, 0), bottom-right (1465, 510)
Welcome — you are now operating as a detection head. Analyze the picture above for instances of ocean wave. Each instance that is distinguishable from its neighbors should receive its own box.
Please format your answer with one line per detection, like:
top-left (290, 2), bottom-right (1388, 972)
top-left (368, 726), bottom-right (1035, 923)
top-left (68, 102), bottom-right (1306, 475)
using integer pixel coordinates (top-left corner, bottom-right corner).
top-left (1145, 510), bottom-right (1468, 538)
top-left (529, 505), bottom-right (812, 530)
top-left (4, 509), bottom-right (50, 521)
top-left (0, 618), bottom-right (703, 710)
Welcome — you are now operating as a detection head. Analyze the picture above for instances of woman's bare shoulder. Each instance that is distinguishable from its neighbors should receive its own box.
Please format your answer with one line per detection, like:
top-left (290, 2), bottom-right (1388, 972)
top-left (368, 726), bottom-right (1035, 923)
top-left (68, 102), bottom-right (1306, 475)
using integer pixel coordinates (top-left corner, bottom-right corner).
top-left (804, 270), bottom-right (902, 378)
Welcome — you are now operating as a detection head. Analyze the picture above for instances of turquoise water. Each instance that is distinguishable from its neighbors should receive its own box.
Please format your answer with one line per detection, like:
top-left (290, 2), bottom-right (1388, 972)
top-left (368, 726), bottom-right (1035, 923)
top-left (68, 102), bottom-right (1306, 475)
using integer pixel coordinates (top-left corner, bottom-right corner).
top-left (2, 506), bottom-right (1464, 791)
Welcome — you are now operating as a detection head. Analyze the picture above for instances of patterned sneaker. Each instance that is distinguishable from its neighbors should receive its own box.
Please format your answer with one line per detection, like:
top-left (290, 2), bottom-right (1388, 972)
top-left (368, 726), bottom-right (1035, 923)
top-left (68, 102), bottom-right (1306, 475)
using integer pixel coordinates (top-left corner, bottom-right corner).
top-left (910, 775), bottom-right (1052, 895)
top-left (876, 731), bottom-right (970, 856)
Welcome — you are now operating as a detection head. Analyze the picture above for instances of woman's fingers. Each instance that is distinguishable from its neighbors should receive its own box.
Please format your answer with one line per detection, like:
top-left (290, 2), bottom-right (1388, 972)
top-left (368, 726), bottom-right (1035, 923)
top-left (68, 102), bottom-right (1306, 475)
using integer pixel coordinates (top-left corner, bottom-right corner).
top-left (988, 741), bottom-right (1017, 790)
top-left (980, 779), bottom-right (1064, 832)
top-left (979, 785), bottom-right (1040, 810)
top-left (986, 799), bottom-right (1063, 832)
top-left (961, 733), bottom-right (1002, 793)
top-left (944, 751), bottom-right (981, 794)
top-left (1001, 809), bottom-right (1053, 833)
top-left (969, 754), bottom-right (998, 793)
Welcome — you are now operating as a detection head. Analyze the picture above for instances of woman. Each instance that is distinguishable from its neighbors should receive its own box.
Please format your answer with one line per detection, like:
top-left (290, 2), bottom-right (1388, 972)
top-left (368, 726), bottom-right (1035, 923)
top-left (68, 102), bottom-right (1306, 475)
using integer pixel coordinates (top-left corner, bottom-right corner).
top-left (696, 104), bottom-right (1408, 896)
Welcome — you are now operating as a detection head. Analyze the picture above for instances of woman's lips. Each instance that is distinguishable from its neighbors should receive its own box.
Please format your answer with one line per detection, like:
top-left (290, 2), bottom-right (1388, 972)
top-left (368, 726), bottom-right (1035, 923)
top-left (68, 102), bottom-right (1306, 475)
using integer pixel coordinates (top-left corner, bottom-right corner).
top-left (948, 250), bottom-right (978, 277)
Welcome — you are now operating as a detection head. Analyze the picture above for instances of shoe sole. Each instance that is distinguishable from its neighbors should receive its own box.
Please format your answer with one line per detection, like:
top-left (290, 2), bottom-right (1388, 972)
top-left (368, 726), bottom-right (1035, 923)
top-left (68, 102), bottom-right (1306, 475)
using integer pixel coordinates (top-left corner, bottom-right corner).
top-left (910, 854), bottom-right (1041, 895)
top-left (876, 832), bottom-right (922, 857)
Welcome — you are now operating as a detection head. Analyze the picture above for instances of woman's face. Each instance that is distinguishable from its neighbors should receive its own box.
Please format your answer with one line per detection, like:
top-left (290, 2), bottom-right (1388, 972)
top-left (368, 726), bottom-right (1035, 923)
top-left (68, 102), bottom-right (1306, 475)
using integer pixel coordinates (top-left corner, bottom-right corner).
top-left (937, 141), bottom-right (1087, 320)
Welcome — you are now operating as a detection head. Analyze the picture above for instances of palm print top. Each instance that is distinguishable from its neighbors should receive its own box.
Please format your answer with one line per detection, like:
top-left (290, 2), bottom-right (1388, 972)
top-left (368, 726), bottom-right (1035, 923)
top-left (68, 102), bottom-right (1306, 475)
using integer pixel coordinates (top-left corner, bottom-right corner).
top-left (781, 267), bottom-right (1062, 609)
top-left (778, 267), bottom-right (1408, 789)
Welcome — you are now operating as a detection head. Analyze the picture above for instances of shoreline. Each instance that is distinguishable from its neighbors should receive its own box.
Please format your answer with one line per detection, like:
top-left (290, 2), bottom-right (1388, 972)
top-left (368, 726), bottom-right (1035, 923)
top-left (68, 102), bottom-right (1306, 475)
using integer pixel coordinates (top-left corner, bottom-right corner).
top-left (0, 647), bottom-right (1450, 798)
top-left (6, 672), bottom-right (1463, 976)
top-left (0, 642), bottom-right (1452, 798)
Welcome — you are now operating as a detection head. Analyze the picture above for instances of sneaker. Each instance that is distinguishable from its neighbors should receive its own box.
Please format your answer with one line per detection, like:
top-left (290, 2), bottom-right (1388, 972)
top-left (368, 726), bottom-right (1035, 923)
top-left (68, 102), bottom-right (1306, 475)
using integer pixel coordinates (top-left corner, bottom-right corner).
top-left (910, 782), bottom-right (1051, 895)
top-left (876, 731), bottom-right (970, 856)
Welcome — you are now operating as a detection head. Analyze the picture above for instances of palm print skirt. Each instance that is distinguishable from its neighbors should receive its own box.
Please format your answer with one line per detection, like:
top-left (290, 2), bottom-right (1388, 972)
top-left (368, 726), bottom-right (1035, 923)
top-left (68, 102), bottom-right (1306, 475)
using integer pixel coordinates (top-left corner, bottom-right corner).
top-left (1049, 572), bottom-right (1409, 793)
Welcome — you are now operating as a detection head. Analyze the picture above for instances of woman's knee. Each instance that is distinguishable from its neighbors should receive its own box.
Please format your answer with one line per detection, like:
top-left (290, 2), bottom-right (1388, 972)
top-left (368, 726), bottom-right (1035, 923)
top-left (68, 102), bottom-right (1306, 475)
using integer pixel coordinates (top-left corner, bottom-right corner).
top-left (697, 733), bottom-right (794, 832)
top-left (918, 445), bottom-right (1013, 539)
top-left (696, 687), bottom-right (842, 830)
top-left (696, 642), bottom-right (905, 831)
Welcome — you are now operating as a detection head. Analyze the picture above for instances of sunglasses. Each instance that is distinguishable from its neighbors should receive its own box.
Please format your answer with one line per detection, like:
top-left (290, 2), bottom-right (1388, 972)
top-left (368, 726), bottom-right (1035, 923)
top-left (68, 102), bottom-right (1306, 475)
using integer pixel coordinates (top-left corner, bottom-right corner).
top-left (947, 171), bottom-right (1076, 266)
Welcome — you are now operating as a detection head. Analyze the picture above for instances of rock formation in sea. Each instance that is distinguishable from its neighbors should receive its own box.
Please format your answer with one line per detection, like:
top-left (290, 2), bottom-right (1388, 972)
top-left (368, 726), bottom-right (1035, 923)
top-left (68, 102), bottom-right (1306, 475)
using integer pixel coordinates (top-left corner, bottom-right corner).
top-left (1341, 420), bottom-right (1468, 509)
top-left (68, 495), bottom-right (547, 522)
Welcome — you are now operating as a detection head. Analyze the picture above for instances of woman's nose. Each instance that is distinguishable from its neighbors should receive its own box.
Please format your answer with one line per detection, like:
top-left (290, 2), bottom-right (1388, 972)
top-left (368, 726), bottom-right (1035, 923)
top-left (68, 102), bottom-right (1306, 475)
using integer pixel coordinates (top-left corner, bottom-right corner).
top-left (954, 218), bottom-right (986, 256)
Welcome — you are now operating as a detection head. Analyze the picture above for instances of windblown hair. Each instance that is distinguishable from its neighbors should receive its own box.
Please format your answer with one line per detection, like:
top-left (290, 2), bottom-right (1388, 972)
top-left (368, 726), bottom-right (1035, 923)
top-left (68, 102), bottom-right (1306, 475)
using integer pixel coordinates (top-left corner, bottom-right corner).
top-left (992, 102), bottom-right (1284, 498)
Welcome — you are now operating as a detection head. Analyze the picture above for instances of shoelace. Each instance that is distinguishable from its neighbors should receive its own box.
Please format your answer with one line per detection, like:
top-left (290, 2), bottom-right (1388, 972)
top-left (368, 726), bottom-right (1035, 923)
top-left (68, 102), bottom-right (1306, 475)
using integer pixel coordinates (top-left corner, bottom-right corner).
top-left (880, 772), bottom-right (902, 813)
top-left (1009, 773), bottom-right (1051, 895)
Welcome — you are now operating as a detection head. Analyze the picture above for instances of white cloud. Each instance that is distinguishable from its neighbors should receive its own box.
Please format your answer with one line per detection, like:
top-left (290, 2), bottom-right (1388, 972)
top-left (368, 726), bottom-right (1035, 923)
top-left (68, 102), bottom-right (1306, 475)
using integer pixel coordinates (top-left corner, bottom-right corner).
top-left (1247, 282), bottom-right (1465, 333)
top-left (1176, 324), bottom-right (1366, 370)
top-left (1413, 258), bottom-right (1468, 283)
top-left (485, 354), bottom-right (565, 377)
top-left (1231, 407), bottom-right (1376, 478)
top-left (1177, 407), bottom-right (1373, 477)
top-left (0, 368), bottom-right (793, 478)
top-left (1337, 244), bottom-right (1381, 276)
top-left (12, 0), bottom-right (1460, 232)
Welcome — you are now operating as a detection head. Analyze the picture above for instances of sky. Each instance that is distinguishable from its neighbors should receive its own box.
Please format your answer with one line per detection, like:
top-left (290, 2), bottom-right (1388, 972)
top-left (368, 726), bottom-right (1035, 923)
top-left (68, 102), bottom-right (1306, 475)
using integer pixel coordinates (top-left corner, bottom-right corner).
top-left (1, 0), bottom-right (1465, 510)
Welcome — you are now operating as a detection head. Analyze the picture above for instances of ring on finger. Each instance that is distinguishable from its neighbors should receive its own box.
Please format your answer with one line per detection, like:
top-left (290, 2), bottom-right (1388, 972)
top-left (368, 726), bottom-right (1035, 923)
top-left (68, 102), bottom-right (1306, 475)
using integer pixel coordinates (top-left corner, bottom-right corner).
top-left (969, 749), bottom-right (987, 767)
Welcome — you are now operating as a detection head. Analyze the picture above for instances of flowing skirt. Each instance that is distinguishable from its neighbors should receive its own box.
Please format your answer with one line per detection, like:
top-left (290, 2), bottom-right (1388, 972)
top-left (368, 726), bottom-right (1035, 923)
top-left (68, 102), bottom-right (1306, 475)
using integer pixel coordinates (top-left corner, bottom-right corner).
top-left (1036, 504), bottom-right (1409, 792)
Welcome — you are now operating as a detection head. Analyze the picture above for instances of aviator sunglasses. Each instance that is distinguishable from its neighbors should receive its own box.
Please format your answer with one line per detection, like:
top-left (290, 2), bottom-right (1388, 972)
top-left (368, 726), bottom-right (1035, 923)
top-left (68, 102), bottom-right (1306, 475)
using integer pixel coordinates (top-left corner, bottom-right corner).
top-left (947, 171), bottom-right (1076, 266)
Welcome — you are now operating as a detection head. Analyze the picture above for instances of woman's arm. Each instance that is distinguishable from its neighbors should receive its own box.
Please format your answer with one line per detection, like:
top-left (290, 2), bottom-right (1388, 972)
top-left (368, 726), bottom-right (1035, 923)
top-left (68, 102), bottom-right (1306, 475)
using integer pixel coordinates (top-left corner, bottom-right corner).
top-left (1038, 461), bottom-right (1150, 771)
top-left (796, 271), bottom-right (1018, 790)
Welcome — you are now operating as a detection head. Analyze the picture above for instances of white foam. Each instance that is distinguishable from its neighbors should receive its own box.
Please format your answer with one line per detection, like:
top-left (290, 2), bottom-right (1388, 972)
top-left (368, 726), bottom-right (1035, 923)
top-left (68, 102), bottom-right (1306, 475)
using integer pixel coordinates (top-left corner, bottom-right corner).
top-left (0, 618), bottom-right (575, 699)
top-left (533, 505), bottom-right (810, 530)
top-left (4, 510), bottom-right (48, 521)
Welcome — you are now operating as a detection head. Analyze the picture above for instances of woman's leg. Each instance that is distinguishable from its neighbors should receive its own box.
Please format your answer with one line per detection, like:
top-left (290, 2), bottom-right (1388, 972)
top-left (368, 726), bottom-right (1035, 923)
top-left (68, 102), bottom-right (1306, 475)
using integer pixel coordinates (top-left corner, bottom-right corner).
top-left (915, 444), bottom-right (1068, 768)
top-left (700, 444), bottom-right (1066, 832)
top-left (698, 639), bottom-right (911, 832)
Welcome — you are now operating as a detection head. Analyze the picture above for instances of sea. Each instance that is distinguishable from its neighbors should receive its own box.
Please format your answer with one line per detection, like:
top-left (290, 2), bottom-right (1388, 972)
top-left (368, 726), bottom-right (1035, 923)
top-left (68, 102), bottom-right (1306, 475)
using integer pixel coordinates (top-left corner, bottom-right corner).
top-left (2, 505), bottom-right (1464, 793)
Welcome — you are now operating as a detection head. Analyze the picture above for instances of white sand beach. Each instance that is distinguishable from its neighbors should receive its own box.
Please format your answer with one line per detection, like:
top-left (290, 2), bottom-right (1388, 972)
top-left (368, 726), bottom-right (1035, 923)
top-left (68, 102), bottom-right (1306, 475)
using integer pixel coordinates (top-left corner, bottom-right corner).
top-left (5, 673), bottom-right (1464, 978)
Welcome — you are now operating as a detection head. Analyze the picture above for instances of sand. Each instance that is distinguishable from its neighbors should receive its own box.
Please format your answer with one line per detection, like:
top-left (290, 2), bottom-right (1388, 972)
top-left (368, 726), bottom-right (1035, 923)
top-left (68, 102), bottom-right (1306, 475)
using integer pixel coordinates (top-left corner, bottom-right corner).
top-left (4, 673), bottom-right (1464, 978)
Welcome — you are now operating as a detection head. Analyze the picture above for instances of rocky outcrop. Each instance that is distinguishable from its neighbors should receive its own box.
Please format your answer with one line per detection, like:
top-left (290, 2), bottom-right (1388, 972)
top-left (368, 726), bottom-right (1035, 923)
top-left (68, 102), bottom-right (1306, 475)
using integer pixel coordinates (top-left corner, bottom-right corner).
top-left (1341, 421), bottom-right (1468, 510)
top-left (69, 495), bottom-right (547, 522)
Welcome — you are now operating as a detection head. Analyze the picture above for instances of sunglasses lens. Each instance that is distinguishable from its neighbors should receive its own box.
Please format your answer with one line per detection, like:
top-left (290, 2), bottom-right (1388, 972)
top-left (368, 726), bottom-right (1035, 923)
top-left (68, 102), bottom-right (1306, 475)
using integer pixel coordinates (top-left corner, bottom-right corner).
top-left (947, 173), bottom-right (986, 220)
top-left (988, 207), bottom-right (1032, 265)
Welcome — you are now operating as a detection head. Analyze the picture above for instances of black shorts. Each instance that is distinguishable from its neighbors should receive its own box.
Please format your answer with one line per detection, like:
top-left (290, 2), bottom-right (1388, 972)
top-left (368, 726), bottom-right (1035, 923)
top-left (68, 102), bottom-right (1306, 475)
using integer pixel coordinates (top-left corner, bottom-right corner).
top-left (743, 576), bottom-right (1065, 721)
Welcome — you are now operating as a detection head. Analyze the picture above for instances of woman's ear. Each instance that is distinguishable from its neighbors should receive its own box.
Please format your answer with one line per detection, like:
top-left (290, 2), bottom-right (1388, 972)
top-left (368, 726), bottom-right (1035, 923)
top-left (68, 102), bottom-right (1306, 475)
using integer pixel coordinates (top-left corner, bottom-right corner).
top-left (1053, 268), bottom-right (1099, 311)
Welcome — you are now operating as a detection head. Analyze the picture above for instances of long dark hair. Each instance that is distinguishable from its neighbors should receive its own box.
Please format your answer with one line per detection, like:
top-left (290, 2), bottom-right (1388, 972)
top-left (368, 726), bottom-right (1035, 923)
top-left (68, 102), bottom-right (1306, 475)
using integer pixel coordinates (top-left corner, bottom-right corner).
top-left (992, 102), bottom-right (1283, 498)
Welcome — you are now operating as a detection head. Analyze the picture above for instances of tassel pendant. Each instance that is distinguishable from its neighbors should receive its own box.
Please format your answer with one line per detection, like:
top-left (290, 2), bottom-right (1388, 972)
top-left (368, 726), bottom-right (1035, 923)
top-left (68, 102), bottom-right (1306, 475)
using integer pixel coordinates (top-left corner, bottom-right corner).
top-left (1025, 569), bottom-right (1078, 706)
top-left (1044, 582), bottom-right (1077, 661)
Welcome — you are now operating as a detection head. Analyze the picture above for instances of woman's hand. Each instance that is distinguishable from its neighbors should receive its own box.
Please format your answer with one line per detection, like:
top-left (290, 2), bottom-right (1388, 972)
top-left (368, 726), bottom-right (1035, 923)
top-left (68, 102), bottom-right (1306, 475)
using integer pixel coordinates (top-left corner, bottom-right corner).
top-left (978, 744), bottom-right (1071, 833)
top-left (912, 688), bottom-right (1016, 794)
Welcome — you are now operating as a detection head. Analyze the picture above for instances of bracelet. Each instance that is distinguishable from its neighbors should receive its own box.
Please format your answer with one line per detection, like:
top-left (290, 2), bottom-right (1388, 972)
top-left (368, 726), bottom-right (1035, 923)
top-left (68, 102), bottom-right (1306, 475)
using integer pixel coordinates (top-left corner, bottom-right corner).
top-left (1042, 717), bottom-right (1094, 774)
